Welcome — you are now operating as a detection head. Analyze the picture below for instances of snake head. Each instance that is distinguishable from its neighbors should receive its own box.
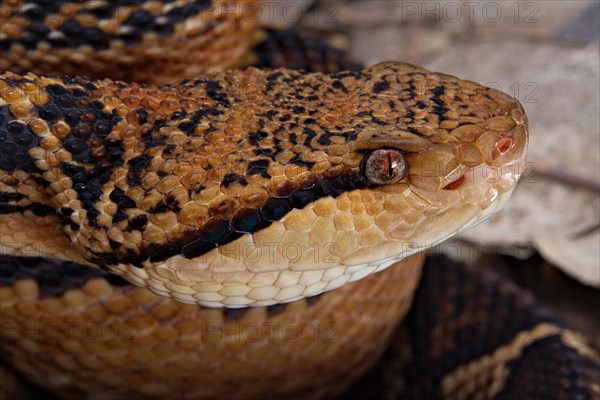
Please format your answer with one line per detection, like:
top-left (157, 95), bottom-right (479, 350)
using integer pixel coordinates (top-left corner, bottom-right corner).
top-left (336, 62), bottom-right (528, 267)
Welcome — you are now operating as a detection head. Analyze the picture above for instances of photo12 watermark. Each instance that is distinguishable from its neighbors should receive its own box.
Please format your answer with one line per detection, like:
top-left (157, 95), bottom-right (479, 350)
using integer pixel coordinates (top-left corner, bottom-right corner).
top-left (391, 1), bottom-right (540, 24)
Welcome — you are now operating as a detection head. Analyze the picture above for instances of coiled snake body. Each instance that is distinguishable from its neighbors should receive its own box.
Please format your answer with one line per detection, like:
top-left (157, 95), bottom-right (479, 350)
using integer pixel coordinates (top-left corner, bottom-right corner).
top-left (0, 1), bottom-right (598, 399)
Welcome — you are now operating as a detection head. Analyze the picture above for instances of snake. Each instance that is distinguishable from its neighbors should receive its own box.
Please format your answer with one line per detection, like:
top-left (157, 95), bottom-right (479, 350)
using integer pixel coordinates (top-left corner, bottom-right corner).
top-left (0, 1), bottom-right (598, 399)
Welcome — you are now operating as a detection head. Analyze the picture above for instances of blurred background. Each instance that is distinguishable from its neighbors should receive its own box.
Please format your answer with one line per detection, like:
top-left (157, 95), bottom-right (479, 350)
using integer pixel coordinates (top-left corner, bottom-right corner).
top-left (268, 0), bottom-right (599, 349)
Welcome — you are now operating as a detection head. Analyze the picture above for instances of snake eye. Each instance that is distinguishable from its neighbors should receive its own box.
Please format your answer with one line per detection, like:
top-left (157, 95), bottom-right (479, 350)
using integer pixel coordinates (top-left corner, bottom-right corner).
top-left (362, 149), bottom-right (407, 185)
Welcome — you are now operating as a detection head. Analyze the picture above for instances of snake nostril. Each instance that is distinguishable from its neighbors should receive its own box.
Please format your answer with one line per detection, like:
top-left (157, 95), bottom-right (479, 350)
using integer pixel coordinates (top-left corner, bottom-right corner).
top-left (495, 136), bottom-right (513, 155)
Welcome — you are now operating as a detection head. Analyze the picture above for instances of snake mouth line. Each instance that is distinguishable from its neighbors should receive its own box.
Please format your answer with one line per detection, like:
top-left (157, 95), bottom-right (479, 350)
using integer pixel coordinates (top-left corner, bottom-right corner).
top-left (442, 175), bottom-right (466, 190)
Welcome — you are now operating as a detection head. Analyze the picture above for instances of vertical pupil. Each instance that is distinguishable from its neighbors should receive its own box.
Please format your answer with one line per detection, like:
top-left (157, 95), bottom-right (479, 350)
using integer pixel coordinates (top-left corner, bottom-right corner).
top-left (363, 149), bottom-right (406, 185)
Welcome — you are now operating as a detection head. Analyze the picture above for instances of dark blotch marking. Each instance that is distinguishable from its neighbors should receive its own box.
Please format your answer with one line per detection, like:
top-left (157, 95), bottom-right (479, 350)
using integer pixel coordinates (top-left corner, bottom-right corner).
top-left (261, 198), bottom-right (291, 221)
top-left (221, 173), bottom-right (248, 188)
top-left (430, 85), bottom-right (448, 117)
top-left (128, 154), bottom-right (153, 173)
top-left (178, 120), bottom-right (196, 133)
top-left (317, 133), bottom-right (332, 145)
top-left (149, 194), bottom-right (182, 214)
top-left (290, 189), bottom-right (316, 209)
top-left (177, 106), bottom-right (223, 135)
top-left (57, 207), bottom-right (79, 231)
top-left (248, 130), bottom-right (268, 146)
top-left (182, 239), bottom-right (216, 259)
top-left (61, 163), bottom-right (111, 228)
top-left (113, 212), bottom-right (128, 224)
top-left (204, 80), bottom-right (231, 108)
top-left (127, 154), bottom-right (153, 186)
top-left (247, 159), bottom-right (271, 179)
top-left (202, 219), bottom-right (230, 242)
top-left (0, 107), bottom-right (41, 173)
top-left (265, 71), bottom-right (284, 92)
top-left (374, 80), bottom-right (390, 93)
top-left (109, 188), bottom-right (136, 211)
top-left (342, 130), bottom-right (358, 143)
top-left (292, 105), bottom-right (305, 114)
top-left (331, 80), bottom-right (348, 93)
top-left (135, 108), bottom-right (149, 124)
top-left (230, 209), bottom-right (264, 233)
top-left (127, 215), bottom-right (148, 232)
top-left (162, 144), bottom-right (177, 156)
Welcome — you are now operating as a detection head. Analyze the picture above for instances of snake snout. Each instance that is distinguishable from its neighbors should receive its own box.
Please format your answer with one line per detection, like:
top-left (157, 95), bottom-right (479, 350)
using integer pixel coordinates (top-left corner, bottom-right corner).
top-left (380, 95), bottom-right (530, 255)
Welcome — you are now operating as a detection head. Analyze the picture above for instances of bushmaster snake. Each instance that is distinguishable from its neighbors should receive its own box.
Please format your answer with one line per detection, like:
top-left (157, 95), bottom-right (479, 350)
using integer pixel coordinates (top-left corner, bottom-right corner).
top-left (0, 1), bottom-right (598, 398)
